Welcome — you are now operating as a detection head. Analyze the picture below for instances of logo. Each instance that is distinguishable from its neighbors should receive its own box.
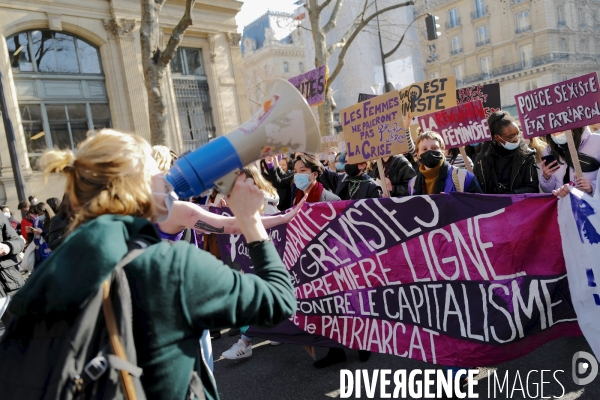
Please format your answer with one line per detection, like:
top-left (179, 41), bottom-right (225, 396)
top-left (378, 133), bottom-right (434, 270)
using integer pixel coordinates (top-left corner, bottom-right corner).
top-left (572, 351), bottom-right (598, 385)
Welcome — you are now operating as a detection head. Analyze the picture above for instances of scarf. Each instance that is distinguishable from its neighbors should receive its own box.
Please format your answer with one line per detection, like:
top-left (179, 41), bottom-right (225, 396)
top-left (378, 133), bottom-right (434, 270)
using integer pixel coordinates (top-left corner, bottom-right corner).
top-left (294, 181), bottom-right (324, 205)
top-left (419, 159), bottom-right (443, 195)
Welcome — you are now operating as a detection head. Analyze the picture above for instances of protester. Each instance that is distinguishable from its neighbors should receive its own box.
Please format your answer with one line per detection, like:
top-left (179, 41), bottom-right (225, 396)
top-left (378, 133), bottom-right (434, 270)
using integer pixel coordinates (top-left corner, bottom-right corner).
top-left (30, 202), bottom-right (55, 244)
top-left (540, 127), bottom-right (600, 195)
top-left (0, 213), bottom-right (24, 322)
top-left (369, 154), bottom-right (416, 196)
top-left (408, 131), bottom-right (482, 194)
top-left (20, 208), bottom-right (36, 243)
top-left (45, 197), bottom-right (61, 215)
top-left (474, 111), bottom-right (539, 194)
top-left (222, 165), bottom-right (282, 360)
top-left (263, 156), bottom-right (293, 211)
top-left (48, 193), bottom-right (74, 250)
top-left (334, 152), bottom-right (346, 173)
top-left (17, 200), bottom-right (31, 226)
top-left (291, 153), bottom-right (341, 205)
top-left (445, 147), bottom-right (473, 169)
top-left (6, 129), bottom-right (296, 399)
top-left (319, 159), bottom-right (383, 200)
top-left (28, 195), bottom-right (38, 205)
top-left (325, 147), bottom-right (338, 171)
top-left (1, 205), bottom-right (19, 231)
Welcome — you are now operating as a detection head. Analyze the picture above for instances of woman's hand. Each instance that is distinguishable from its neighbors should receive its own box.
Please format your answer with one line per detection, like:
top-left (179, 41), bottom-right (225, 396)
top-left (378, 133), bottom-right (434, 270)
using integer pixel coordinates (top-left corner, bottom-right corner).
top-left (542, 160), bottom-right (560, 180)
top-left (576, 177), bottom-right (593, 194)
top-left (31, 227), bottom-right (43, 235)
top-left (227, 174), bottom-right (269, 242)
top-left (282, 194), bottom-right (307, 223)
top-left (552, 184), bottom-right (571, 198)
top-left (385, 178), bottom-right (393, 192)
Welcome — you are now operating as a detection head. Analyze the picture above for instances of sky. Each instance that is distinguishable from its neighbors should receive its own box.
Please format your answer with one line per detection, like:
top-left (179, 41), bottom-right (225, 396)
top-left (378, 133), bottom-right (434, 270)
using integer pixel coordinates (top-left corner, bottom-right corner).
top-left (235, 0), bottom-right (299, 33)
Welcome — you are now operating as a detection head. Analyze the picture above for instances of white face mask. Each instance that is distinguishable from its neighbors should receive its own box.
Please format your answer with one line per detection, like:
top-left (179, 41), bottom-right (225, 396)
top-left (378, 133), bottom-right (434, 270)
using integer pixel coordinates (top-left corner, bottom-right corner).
top-left (3, 212), bottom-right (10, 218)
top-left (152, 174), bottom-right (178, 223)
top-left (551, 133), bottom-right (568, 145)
top-left (327, 154), bottom-right (336, 162)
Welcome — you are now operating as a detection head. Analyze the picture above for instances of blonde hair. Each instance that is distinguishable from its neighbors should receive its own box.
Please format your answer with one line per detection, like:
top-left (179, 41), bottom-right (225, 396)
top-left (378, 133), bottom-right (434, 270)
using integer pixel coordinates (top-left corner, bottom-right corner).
top-left (415, 131), bottom-right (446, 151)
top-left (528, 136), bottom-right (547, 164)
top-left (151, 145), bottom-right (176, 174)
top-left (242, 165), bottom-right (278, 199)
top-left (40, 129), bottom-right (156, 230)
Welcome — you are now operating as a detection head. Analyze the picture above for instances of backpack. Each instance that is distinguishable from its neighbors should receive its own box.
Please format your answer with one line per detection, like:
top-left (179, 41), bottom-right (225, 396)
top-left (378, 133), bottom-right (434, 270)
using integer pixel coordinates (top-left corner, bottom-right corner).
top-left (0, 241), bottom-right (206, 400)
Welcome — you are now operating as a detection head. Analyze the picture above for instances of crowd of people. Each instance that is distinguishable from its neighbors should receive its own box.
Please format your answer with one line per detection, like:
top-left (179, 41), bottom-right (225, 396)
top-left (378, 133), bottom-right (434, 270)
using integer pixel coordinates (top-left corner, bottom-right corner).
top-left (0, 110), bottom-right (599, 399)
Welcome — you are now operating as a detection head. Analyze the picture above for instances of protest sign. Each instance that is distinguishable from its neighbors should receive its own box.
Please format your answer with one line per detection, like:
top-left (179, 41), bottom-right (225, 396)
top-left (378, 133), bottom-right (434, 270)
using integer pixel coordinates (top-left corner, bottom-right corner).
top-left (559, 189), bottom-right (600, 361)
top-left (341, 91), bottom-right (409, 164)
top-left (320, 134), bottom-right (345, 154)
top-left (456, 83), bottom-right (501, 118)
top-left (399, 77), bottom-right (457, 118)
top-left (217, 193), bottom-right (582, 367)
top-left (358, 93), bottom-right (377, 103)
top-left (419, 100), bottom-right (491, 149)
top-left (289, 65), bottom-right (327, 106)
top-left (514, 72), bottom-right (600, 138)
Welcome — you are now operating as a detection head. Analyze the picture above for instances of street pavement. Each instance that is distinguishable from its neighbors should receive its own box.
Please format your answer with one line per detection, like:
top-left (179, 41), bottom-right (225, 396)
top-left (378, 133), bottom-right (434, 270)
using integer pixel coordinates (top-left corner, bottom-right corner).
top-left (212, 329), bottom-right (599, 400)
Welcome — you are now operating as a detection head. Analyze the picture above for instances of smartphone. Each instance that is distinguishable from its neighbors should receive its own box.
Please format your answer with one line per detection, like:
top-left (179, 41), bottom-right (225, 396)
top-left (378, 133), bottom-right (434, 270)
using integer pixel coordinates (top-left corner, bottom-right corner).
top-left (541, 155), bottom-right (556, 165)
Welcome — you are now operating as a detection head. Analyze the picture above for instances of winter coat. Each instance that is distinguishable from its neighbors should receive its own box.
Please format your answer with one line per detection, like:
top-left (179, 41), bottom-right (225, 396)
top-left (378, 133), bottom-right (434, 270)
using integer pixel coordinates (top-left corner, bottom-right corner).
top-left (48, 214), bottom-right (71, 250)
top-left (319, 168), bottom-right (382, 200)
top-left (408, 162), bottom-right (482, 195)
top-left (0, 214), bottom-right (25, 298)
top-left (266, 166), bottom-right (294, 211)
top-left (8, 215), bottom-right (295, 400)
top-left (369, 155), bottom-right (416, 197)
top-left (540, 127), bottom-right (600, 193)
top-left (474, 140), bottom-right (539, 194)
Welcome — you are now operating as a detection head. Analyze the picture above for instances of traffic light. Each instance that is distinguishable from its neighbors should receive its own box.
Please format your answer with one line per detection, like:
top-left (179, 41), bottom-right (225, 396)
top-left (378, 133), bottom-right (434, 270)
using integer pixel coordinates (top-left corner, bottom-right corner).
top-left (425, 14), bottom-right (440, 41)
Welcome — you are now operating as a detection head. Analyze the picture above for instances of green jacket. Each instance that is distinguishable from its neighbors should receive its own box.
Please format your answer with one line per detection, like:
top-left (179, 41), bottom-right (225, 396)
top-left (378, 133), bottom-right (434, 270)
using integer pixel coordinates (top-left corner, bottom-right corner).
top-left (8, 215), bottom-right (296, 400)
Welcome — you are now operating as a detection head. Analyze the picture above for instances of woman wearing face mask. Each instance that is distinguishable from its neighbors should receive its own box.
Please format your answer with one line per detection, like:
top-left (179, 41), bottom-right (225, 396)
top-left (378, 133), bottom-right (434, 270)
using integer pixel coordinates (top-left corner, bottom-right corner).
top-left (292, 154), bottom-right (340, 205)
top-left (1, 206), bottom-right (19, 231)
top-left (408, 131), bottom-right (482, 195)
top-left (540, 127), bottom-right (600, 195)
top-left (369, 154), bottom-right (416, 197)
top-left (474, 111), bottom-right (539, 194)
top-left (5, 130), bottom-right (296, 400)
top-left (319, 159), bottom-right (383, 200)
top-left (326, 148), bottom-right (338, 171)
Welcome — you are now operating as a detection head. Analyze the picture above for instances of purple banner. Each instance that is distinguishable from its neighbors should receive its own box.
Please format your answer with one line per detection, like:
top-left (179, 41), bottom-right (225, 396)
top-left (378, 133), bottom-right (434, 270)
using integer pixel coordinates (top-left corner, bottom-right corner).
top-left (216, 194), bottom-right (581, 366)
top-left (515, 72), bottom-right (600, 138)
top-left (419, 100), bottom-right (492, 148)
top-left (288, 65), bottom-right (327, 106)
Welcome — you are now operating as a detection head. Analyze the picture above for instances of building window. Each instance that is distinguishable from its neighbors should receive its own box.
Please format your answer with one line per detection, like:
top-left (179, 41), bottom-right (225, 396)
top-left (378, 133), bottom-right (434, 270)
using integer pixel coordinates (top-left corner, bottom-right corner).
top-left (170, 47), bottom-right (205, 75)
top-left (561, 75), bottom-right (569, 82)
top-left (476, 26), bottom-right (489, 46)
top-left (299, 62), bottom-right (304, 73)
top-left (451, 35), bottom-right (462, 54)
top-left (520, 44), bottom-right (533, 68)
top-left (427, 44), bottom-right (438, 61)
top-left (474, 0), bottom-right (486, 19)
top-left (170, 47), bottom-right (216, 152)
top-left (447, 8), bottom-right (460, 28)
top-left (430, 72), bottom-right (439, 79)
top-left (516, 11), bottom-right (531, 33)
top-left (559, 37), bottom-right (568, 52)
top-left (454, 64), bottom-right (464, 84)
top-left (283, 61), bottom-right (289, 73)
top-left (580, 38), bottom-right (589, 53)
top-left (578, 8), bottom-right (587, 28)
top-left (480, 56), bottom-right (491, 77)
top-left (557, 5), bottom-right (566, 27)
top-left (7, 30), bottom-right (109, 169)
top-left (524, 79), bottom-right (537, 91)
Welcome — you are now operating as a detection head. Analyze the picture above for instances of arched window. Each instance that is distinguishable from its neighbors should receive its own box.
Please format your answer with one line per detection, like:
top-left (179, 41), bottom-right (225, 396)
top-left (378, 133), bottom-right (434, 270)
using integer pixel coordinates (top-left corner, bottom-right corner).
top-left (6, 30), bottom-right (110, 169)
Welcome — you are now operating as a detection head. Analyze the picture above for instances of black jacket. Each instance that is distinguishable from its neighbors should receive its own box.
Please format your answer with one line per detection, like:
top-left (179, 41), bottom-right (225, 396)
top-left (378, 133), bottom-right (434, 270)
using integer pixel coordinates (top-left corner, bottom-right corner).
top-left (370, 155), bottom-right (416, 197)
top-left (319, 169), bottom-right (382, 200)
top-left (265, 166), bottom-right (294, 211)
top-left (0, 214), bottom-right (25, 297)
top-left (474, 140), bottom-right (539, 194)
top-left (48, 214), bottom-right (71, 251)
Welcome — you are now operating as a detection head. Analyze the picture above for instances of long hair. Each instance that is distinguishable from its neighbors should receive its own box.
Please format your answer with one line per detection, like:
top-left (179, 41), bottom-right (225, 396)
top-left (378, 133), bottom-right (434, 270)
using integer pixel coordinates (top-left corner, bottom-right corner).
top-left (528, 136), bottom-right (547, 164)
top-left (242, 165), bottom-right (278, 198)
top-left (40, 129), bottom-right (156, 230)
top-left (57, 193), bottom-right (75, 221)
top-left (544, 128), bottom-right (584, 167)
top-left (32, 202), bottom-right (55, 219)
top-left (152, 145), bottom-right (177, 174)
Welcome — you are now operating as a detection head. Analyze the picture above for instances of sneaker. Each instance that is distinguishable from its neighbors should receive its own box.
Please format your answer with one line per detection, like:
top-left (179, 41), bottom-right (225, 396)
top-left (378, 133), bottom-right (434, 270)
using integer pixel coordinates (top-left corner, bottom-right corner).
top-left (222, 339), bottom-right (252, 359)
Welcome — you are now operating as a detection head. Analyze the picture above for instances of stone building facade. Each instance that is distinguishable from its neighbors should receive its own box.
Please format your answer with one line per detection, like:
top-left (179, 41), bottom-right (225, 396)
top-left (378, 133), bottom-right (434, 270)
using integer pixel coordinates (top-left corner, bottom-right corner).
top-left (416, 0), bottom-right (600, 115)
top-left (0, 0), bottom-right (249, 209)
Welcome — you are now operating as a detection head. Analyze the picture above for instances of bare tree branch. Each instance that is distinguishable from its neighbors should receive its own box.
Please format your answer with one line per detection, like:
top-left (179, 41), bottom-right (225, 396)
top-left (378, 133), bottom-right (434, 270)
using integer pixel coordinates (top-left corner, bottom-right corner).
top-left (318, 0), bottom-right (333, 12)
top-left (161, 0), bottom-right (196, 65)
top-left (323, 0), bottom-right (344, 33)
top-left (328, 1), bottom-right (414, 85)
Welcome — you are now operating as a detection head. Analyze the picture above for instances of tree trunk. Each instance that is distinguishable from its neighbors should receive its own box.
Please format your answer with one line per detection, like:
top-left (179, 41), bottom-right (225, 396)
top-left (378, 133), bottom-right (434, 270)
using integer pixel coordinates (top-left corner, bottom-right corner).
top-left (318, 88), bottom-right (335, 137)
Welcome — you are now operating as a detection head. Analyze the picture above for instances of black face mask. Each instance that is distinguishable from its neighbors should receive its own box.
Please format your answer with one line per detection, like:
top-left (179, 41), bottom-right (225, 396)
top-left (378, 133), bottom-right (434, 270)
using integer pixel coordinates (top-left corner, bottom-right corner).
top-left (419, 150), bottom-right (444, 168)
top-left (344, 164), bottom-right (361, 177)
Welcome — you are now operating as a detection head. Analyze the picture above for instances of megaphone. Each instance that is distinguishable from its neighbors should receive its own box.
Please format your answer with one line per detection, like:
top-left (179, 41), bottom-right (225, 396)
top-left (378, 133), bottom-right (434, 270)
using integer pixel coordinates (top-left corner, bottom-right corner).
top-left (166, 78), bottom-right (321, 198)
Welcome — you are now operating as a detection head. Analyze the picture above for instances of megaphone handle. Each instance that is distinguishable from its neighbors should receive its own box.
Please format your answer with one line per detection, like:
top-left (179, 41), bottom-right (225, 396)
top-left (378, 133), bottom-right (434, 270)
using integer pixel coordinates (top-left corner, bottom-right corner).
top-left (214, 170), bottom-right (240, 195)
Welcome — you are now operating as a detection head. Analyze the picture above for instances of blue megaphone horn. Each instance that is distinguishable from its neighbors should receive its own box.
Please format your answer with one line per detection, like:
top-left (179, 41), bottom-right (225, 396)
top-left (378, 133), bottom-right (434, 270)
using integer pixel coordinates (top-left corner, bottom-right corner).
top-left (166, 78), bottom-right (321, 198)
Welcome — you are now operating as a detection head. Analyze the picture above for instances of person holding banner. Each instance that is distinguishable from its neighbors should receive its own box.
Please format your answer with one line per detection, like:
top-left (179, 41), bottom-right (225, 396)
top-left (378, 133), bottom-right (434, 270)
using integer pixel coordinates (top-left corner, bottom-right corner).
top-left (369, 154), bottom-right (416, 197)
top-left (540, 127), bottom-right (600, 195)
top-left (474, 111), bottom-right (539, 194)
top-left (407, 131), bottom-right (482, 195)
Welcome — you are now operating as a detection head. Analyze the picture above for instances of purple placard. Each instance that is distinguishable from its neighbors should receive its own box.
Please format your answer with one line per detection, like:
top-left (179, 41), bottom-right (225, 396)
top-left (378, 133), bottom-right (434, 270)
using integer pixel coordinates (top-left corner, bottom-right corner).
top-left (288, 65), bottom-right (327, 106)
top-left (515, 72), bottom-right (600, 138)
top-left (419, 100), bottom-right (491, 148)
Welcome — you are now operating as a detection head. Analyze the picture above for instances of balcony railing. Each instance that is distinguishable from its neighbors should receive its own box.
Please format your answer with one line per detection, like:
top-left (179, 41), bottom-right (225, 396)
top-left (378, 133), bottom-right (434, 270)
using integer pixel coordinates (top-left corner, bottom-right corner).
top-left (557, 20), bottom-right (566, 27)
top-left (426, 54), bottom-right (439, 63)
top-left (515, 25), bottom-right (532, 34)
top-left (476, 38), bottom-right (491, 47)
top-left (450, 48), bottom-right (463, 55)
top-left (445, 18), bottom-right (461, 30)
top-left (459, 52), bottom-right (600, 86)
top-left (579, 22), bottom-right (588, 29)
top-left (471, 7), bottom-right (489, 20)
